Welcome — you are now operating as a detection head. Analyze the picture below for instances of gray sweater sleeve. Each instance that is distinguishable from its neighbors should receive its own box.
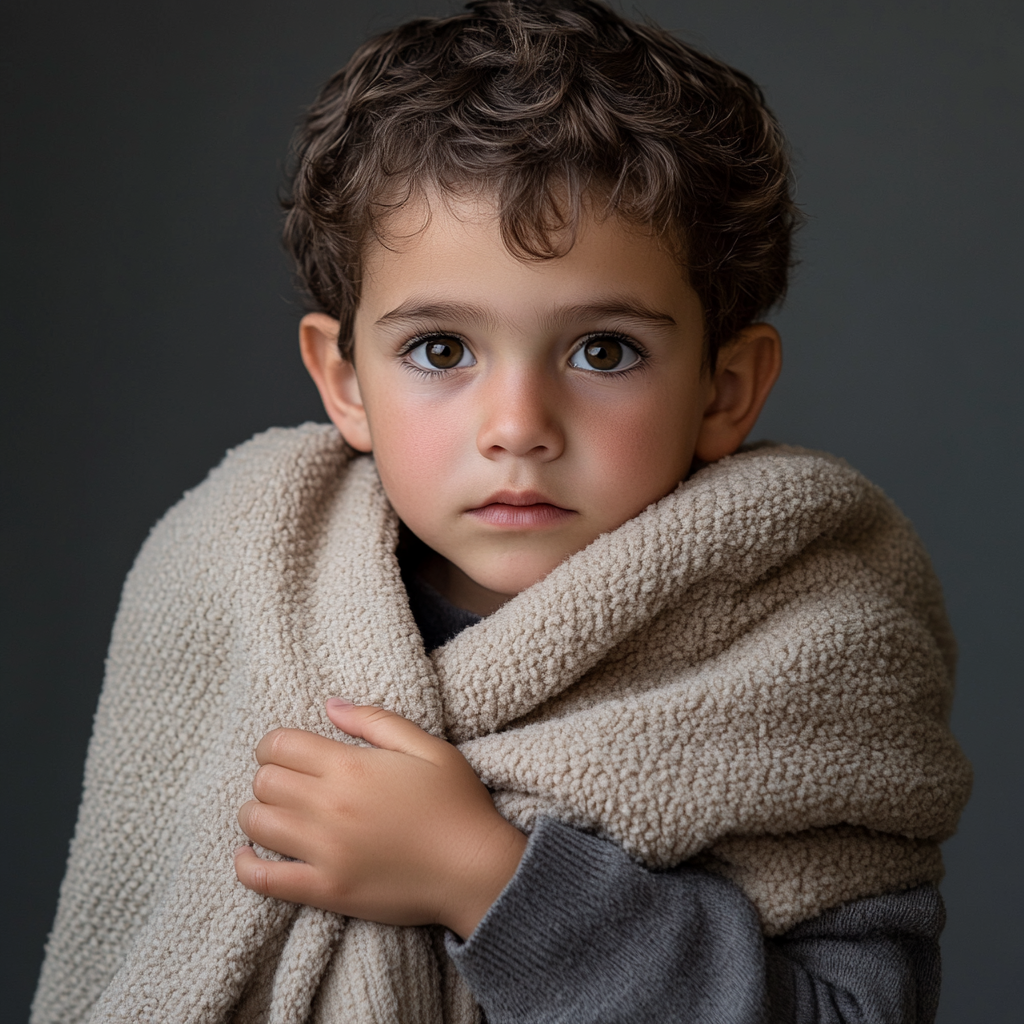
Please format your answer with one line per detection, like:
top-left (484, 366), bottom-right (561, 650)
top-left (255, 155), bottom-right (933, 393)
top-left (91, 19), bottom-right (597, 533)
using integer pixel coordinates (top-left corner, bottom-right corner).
top-left (445, 817), bottom-right (943, 1024)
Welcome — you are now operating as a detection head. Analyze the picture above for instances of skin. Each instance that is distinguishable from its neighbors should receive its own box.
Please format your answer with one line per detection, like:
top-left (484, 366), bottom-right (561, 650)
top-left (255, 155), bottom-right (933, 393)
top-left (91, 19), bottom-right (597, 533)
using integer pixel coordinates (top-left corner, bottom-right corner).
top-left (235, 194), bottom-right (781, 939)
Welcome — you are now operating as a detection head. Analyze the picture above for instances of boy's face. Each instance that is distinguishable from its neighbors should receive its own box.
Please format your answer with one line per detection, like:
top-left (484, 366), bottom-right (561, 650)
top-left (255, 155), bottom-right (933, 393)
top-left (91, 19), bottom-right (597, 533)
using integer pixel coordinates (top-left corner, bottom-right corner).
top-left (303, 195), bottom-right (779, 614)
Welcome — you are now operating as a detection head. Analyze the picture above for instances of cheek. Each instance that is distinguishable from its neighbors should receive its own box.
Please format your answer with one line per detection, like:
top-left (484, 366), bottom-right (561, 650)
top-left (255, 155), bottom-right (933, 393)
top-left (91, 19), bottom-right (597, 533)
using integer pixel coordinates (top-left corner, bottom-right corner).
top-left (573, 385), bottom-right (699, 511)
top-left (368, 394), bottom-right (467, 514)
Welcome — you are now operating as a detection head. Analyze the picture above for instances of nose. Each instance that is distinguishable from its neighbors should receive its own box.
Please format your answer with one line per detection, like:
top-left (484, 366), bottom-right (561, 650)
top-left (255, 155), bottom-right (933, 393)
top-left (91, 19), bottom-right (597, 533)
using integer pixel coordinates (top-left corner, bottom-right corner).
top-left (476, 368), bottom-right (565, 461)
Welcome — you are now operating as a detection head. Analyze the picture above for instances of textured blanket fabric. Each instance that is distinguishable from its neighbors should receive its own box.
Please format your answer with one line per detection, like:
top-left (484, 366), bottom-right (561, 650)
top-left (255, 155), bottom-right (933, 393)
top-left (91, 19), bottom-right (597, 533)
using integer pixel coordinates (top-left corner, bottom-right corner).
top-left (32, 424), bottom-right (971, 1024)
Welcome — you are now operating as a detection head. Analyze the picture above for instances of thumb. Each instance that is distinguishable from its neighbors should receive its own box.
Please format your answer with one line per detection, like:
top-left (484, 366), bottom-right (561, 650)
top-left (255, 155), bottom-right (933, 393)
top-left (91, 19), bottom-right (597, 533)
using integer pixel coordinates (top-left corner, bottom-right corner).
top-left (325, 699), bottom-right (440, 760)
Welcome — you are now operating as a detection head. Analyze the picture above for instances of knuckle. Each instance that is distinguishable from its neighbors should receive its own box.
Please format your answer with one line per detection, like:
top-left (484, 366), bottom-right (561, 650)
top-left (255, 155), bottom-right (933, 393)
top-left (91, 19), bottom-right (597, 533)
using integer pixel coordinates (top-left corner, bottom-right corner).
top-left (242, 800), bottom-right (268, 838)
top-left (266, 728), bottom-right (292, 760)
top-left (250, 860), bottom-right (275, 897)
top-left (439, 744), bottom-right (467, 771)
top-left (251, 763), bottom-right (278, 799)
top-left (237, 800), bottom-right (253, 832)
top-left (364, 706), bottom-right (395, 726)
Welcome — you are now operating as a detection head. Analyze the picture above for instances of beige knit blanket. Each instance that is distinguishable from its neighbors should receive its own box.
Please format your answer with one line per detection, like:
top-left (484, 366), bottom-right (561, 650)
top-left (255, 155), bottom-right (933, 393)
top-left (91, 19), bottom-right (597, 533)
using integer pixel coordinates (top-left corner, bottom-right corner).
top-left (33, 424), bottom-right (971, 1024)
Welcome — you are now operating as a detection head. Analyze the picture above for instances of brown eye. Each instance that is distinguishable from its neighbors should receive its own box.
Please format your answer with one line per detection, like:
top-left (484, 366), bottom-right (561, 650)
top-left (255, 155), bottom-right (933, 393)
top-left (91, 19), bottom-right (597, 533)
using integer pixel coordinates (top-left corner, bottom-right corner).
top-left (569, 335), bottom-right (641, 372)
top-left (409, 336), bottom-right (474, 371)
top-left (426, 339), bottom-right (462, 368)
top-left (583, 338), bottom-right (621, 370)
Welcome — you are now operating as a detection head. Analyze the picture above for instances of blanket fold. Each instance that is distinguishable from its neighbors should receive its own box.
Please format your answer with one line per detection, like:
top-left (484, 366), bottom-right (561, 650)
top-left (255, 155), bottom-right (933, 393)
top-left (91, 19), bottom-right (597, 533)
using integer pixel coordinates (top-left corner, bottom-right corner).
top-left (32, 424), bottom-right (971, 1024)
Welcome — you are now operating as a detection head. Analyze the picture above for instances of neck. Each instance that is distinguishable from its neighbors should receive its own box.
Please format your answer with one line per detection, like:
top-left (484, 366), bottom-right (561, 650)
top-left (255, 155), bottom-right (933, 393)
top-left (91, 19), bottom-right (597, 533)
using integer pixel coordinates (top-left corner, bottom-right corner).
top-left (418, 548), bottom-right (513, 617)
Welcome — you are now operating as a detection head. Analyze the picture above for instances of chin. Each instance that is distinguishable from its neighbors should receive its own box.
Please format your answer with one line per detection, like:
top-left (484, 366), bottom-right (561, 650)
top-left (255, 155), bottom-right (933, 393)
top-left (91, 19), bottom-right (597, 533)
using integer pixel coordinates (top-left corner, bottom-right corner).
top-left (469, 558), bottom-right (561, 600)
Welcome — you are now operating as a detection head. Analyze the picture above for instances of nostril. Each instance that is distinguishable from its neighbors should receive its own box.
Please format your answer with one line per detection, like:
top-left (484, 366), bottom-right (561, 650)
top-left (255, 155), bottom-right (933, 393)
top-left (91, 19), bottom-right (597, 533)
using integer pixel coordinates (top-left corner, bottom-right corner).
top-left (476, 400), bottom-right (565, 459)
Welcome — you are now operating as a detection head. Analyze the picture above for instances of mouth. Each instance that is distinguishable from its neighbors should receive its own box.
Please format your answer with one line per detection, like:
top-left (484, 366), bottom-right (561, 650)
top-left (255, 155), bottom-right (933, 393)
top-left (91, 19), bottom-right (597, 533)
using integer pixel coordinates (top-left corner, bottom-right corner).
top-left (466, 490), bottom-right (577, 529)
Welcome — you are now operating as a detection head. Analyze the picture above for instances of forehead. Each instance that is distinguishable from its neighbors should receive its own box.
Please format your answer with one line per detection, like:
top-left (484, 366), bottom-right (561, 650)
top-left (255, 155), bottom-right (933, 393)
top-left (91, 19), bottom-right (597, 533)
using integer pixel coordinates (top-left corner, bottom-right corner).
top-left (356, 194), bottom-right (699, 335)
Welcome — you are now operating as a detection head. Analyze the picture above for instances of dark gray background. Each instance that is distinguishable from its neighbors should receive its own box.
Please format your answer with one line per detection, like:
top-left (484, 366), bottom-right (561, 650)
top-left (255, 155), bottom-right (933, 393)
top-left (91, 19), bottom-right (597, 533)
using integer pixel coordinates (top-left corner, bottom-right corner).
top-left (3, 1), bottom-right (1021, 1019)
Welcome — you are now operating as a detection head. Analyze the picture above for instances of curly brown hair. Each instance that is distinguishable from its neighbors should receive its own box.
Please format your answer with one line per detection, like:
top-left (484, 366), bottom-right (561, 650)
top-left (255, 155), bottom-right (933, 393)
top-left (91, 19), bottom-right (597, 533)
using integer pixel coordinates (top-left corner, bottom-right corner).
top-left (282, 0), bottom-right (799, 368)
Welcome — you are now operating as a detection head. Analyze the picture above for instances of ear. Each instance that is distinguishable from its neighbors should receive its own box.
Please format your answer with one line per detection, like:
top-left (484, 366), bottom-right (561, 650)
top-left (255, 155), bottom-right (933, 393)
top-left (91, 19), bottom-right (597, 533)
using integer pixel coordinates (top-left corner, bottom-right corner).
top-left (299, 313), bottom-right (373, 452)
top-left (693, 323), bottom-right (782, 464)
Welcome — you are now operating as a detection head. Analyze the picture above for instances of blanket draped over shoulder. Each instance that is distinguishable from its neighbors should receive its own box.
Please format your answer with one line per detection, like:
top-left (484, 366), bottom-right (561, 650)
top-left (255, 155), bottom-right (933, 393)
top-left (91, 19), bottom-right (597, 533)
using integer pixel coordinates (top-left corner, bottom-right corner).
top-left (33, 425), bottom-right (971, 1024)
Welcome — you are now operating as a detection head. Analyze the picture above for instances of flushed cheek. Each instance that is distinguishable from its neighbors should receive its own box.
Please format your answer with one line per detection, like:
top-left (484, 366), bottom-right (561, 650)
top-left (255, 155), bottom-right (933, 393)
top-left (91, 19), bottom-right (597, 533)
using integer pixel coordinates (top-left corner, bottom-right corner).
top-left (368, 397), bottom-right (470, 522)
top-left (570, 399), bottom-right (695, 521)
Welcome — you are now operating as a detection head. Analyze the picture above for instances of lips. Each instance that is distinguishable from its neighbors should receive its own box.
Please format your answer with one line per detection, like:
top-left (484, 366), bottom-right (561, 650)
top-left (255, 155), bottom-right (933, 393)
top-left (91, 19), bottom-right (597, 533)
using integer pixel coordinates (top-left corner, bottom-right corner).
top-left (466, 490), bottom-right (576, 529)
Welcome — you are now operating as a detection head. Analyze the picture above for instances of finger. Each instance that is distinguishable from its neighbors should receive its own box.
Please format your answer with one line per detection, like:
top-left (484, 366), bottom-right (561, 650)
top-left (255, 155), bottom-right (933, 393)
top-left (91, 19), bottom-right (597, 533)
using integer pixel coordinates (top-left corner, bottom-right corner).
top-left (251, 761), bottom-right (319, 808)
top-left (237, 799), bottom-right (311, 861)
top-left (233, 846), bottom-right (328, 905)
top-left (255, 727), bottom-right (352, 775)
top-left (325, 699), bottom-right (442, 761)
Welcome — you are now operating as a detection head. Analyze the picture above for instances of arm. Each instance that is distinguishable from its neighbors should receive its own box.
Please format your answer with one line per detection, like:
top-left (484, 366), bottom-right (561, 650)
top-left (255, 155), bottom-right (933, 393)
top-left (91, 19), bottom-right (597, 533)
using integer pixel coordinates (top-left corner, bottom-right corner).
top-left (32, 505), bottom-right (235, 1024)
top-left (235, 704), bottom-right (943, 1024)
top-left (447, 818), bottom-right (943, 1024)
top-left (234, 699), bottom-right (528, 939)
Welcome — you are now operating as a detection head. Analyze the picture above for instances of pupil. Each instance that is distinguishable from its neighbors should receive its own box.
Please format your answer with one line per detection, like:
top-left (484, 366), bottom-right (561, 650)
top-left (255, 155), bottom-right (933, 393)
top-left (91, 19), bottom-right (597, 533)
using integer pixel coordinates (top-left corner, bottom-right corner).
top-left (426, 339), bottom-right (463, 369)
top-left (585, 338), bottom-right (622, 370)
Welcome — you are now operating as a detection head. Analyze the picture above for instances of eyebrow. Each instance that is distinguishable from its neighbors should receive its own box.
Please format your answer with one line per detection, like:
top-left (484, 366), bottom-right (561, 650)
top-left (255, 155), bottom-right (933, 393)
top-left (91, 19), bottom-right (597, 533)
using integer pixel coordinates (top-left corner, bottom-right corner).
top-left (374, 298), bottom-right (677, 330)
top-left (375, 300), bottom-right (500, 330)
top-left (551, 300), bottom-right (677, 330)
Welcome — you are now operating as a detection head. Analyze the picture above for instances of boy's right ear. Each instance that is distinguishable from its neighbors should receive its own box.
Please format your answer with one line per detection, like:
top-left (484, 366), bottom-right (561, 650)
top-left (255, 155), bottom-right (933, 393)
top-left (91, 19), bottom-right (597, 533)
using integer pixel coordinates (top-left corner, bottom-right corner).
top-left (299, 313), bottom-right (373, 452)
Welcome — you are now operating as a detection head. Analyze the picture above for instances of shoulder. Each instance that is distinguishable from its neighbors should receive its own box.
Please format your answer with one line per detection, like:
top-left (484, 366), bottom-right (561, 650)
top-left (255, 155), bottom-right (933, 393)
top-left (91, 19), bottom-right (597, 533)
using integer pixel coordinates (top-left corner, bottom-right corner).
top-left (650, 441), bottom-right (904, 582)
top-left (179, 421), bottom-right (351, 517)
top-left (690, 442), bottom-right (877, 517)
top-left (122, 423), bottom-right (357, 599)
top-left (153, 422), bottom-right (349, 537)
top-left (680, 441), bottom-right (956, 673)
top-left (687, 442), bottom-right (927, 577)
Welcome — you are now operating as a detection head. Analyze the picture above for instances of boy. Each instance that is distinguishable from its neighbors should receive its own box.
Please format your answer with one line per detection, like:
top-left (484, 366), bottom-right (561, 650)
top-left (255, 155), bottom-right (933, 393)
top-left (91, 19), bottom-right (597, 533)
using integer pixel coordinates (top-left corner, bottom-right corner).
top-left (33, 2), bottom-right (971, 1022)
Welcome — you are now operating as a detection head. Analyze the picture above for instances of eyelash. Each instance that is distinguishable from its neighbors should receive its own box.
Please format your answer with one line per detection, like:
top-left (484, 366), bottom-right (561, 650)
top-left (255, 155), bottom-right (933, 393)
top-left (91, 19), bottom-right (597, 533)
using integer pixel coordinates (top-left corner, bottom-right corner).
top-left (397, 330), bottom-right (650, 377)
top-left (397, 332), bottom-right (472, 378)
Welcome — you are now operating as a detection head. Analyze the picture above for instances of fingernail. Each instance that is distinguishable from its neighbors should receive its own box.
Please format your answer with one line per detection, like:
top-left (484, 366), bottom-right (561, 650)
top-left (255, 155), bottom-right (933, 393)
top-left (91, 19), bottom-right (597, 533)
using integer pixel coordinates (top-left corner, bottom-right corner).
top-left (234, 844), bottom-right (251, 857)
top-left (326, 697), bottom-right (356, 710)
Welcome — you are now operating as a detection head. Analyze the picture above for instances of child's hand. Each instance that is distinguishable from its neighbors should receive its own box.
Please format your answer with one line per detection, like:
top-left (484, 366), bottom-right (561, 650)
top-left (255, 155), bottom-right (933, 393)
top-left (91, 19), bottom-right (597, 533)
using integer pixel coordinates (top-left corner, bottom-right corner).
top-left (234, 699), bottom-right (527, 939)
